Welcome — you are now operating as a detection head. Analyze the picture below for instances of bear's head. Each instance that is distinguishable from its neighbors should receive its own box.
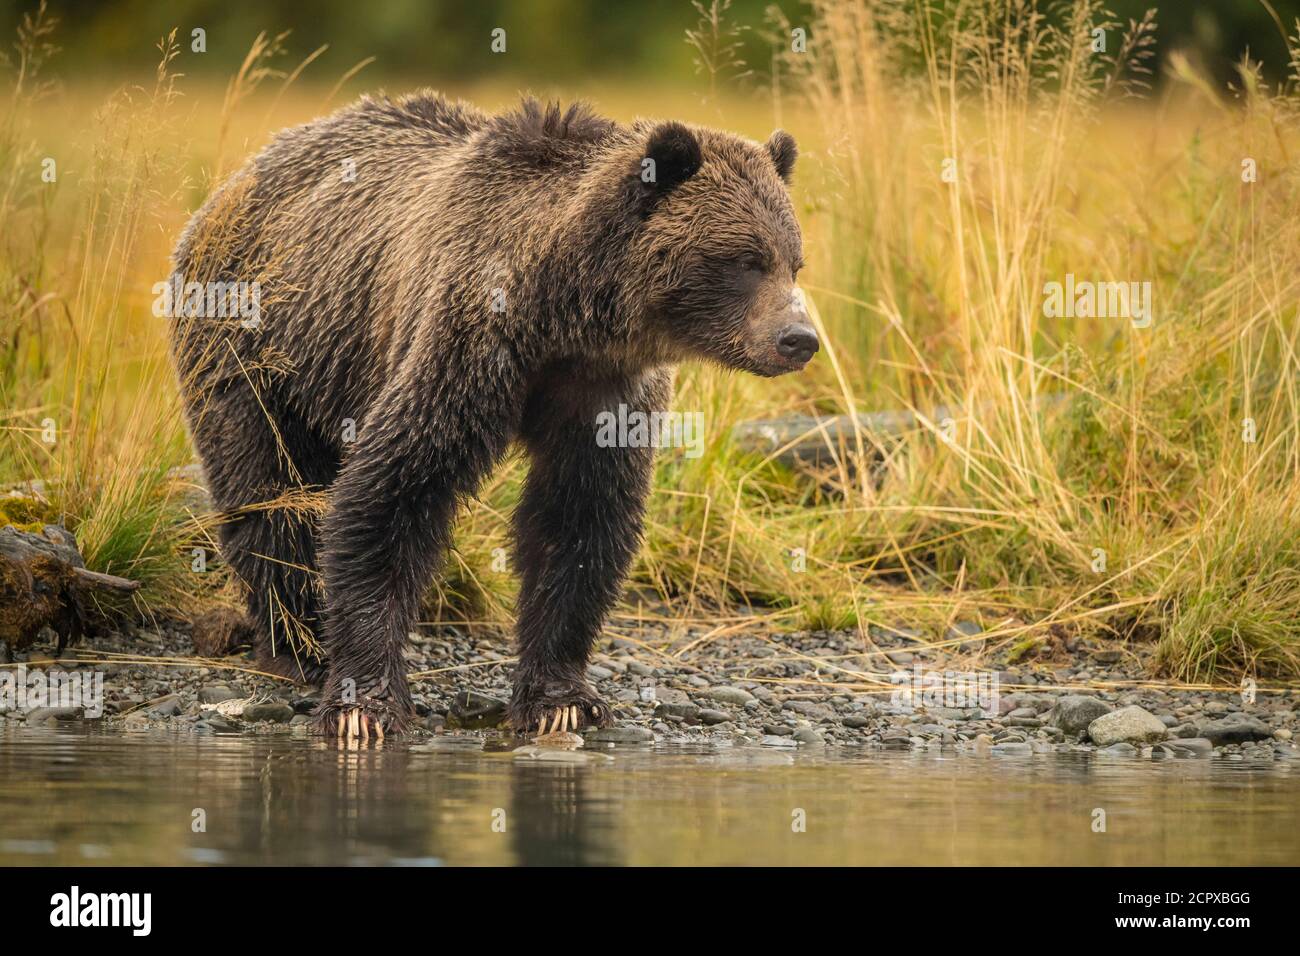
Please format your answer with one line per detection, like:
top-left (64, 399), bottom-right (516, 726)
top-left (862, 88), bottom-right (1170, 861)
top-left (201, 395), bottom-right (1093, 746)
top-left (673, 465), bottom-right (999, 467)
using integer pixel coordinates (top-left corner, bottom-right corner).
top-left (630, 121), bottom-right (814, 378)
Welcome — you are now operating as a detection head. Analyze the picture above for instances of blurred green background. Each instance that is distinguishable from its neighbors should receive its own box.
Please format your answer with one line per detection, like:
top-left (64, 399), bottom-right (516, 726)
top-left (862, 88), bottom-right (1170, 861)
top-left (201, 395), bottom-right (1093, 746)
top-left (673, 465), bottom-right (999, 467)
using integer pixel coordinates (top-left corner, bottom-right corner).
top-left (4, 0), bottom-right (1299, 89)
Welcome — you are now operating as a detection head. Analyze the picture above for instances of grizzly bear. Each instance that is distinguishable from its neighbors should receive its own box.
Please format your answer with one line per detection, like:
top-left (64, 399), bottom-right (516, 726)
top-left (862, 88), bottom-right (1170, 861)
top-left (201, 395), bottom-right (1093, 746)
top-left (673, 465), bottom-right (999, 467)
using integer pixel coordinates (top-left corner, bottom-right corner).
top-left (169, 92), bottom-right (816, 740)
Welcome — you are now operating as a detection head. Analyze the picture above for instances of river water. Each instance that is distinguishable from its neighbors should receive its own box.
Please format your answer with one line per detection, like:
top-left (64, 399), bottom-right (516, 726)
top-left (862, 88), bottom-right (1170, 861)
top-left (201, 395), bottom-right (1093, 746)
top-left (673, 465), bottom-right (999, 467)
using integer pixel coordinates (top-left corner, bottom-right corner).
top-left (1, 728), bottom-right (1296, 865)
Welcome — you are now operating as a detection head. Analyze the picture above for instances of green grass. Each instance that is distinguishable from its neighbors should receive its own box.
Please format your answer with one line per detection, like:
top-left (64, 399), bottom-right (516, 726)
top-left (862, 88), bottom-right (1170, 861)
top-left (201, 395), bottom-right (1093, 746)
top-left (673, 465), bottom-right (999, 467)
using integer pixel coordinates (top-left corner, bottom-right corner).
top-left (4, 0), bottom-right (1300, 683)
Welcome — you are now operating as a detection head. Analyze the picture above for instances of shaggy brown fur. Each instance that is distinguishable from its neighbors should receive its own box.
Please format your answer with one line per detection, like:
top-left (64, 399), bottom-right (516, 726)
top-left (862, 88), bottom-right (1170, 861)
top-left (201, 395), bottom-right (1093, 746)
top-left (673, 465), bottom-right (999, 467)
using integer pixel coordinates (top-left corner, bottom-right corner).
top-left (169, 91), bottom-right (812, 737)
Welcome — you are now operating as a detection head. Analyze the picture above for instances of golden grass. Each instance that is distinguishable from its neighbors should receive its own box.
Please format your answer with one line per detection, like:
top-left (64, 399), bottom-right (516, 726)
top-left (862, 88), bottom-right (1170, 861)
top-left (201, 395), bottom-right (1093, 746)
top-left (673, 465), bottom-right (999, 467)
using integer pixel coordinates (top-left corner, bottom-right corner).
top-left (4, 1), bottom-right (1300, 682)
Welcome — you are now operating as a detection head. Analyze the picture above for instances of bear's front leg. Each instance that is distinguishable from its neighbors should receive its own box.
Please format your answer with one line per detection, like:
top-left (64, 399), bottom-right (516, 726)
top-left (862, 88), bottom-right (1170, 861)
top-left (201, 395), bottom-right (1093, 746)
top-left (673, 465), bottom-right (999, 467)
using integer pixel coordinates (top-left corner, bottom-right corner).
top-left (312, 342), bottom-right (519, 741)
top-left (509, 368), bottom-right (671, 735)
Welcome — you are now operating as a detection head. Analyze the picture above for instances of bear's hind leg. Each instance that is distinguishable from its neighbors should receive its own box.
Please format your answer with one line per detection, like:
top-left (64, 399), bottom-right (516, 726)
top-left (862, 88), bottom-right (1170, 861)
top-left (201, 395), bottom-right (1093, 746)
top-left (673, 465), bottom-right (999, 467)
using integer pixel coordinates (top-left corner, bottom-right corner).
top-left (508, 368), bottom-right (671, 735)
top-left (188, 386), bottom-right (338, 684)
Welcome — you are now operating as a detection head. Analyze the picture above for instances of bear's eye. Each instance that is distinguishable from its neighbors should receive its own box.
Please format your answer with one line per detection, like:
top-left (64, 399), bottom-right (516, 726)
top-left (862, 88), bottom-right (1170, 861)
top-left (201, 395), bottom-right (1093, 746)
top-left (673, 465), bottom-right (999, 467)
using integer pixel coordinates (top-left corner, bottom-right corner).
top-left (735, 254), bottom-right (767, 274)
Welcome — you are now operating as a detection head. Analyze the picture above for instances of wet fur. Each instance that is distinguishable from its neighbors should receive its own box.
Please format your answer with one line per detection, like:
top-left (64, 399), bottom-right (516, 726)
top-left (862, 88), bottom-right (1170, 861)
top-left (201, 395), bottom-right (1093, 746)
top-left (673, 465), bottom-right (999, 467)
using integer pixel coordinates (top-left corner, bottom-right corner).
top-left (169, 91), bottom-right (803, 734)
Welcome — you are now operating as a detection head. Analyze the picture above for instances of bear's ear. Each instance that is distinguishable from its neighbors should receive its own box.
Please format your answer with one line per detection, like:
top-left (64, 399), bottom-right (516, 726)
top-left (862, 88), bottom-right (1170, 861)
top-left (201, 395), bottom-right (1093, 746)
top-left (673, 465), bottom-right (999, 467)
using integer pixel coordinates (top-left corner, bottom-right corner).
top-left (766, 129), bottom-right (797, 183)
top-left (636, 122), bottom-right (702, 207)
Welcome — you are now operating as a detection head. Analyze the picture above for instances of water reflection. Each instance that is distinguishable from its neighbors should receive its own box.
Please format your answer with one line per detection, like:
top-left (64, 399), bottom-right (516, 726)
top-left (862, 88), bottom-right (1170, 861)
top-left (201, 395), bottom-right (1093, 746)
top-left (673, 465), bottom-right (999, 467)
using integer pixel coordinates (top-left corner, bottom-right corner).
top-left (0, 727), bottom-right (1295, 865)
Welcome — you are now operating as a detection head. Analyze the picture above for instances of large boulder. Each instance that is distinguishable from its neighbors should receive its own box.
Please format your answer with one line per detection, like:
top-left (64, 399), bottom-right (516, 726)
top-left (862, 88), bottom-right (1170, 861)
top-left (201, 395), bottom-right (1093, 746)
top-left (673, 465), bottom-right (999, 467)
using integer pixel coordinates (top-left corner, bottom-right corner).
top-left (1195, 714), bottom-right (1271, 746)
top-left (1087, 705), bottom-right (1168, 746)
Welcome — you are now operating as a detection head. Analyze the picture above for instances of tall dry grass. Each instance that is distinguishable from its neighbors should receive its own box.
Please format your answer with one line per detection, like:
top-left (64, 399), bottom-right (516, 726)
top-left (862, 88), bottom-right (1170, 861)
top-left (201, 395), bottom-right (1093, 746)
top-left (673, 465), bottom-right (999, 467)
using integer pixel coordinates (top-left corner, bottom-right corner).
top-left (683, 0), bottom-right (1300, 681)
top-left (1, 8), bottom-right (195, 617)
top-left (2, 0), bottom-right (1298, 682)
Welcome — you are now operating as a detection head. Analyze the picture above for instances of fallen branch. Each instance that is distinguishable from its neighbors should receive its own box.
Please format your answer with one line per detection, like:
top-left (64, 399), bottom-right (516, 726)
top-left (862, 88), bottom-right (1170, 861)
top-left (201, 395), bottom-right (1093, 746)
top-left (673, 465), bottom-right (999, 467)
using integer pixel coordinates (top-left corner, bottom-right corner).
top-left (0, 523), bottom-right (141, 658)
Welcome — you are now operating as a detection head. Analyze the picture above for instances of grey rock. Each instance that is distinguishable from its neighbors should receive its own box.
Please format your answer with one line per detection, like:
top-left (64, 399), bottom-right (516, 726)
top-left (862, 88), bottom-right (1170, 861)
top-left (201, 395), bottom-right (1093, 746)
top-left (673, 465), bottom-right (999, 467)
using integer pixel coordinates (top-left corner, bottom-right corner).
top-left (649, 687), bottom-right (688, 706)
top-left (585, 725), bottom-right (653, 744)
top-left (1007, 716), bottom-right (1043, 728)
top-left (1196, 715), bottom-right (1271, 746)
top-left (199, 685), bottom-right (239, 705)
top-left (1047, 696), bottom-right (1113, 737)
top-left (1087, 705), bottom-right (1167, 745)
top-left (147, 694), bottom-right (182, 717)
top-left (760, 734), bottom-right (798, 748)
top-left (947, 621), bottom-right (983, 642)
top-left (793, 726), bottom-right (824, 746)
top-left (929, 706), bottom-right (983, 720)
top-left (1168, 737), bottom-right (1214, 756)
top-left (449, 690), bottom-right (508, 729)
top-left (24, 706), bottom-right (84, 723)
top-left (1099, 742), bottom-right (1139, 756)
top-left (654, 701), bottom-right (700, 722)
top-left (705, 686), bottom-right (755, 706)
top-left (241, 701), bottom-right (294, 724)
top-left (990, 742), bottom-right (1032, 756)
top-left (785, 700), bottom-right (836, 720)
top-left (698, 709), bottom-right (731, 725)
top-left (196, 714), bottom-right (241, 733)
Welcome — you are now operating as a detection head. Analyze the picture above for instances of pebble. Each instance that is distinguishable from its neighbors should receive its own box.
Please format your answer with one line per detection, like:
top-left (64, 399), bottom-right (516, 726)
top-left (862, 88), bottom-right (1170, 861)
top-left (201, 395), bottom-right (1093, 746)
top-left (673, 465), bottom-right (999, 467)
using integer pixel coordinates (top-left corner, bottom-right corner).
top-left (199, 685), bottom-right (239, 705)
top-left (448, 690), bottom-right (508, 729)
top-left (585, 725), bottom-right (653, 744)
top-left (793, 726), bottom-right (824, 746)
top-left (5, 617), bottom-right (1293, 769)
top-left (1099, 742), bottom-right (1139, 756)
top-left (655, 702), bottom-right (699, 722)
top-left (785, 700), bottom-right (836, 720)
top-left (241, 702), bottom-right (294, 724)
top-left (990, 742), bottom-right (1032, 756)
top-left (24, 706), bottom-right (84, 723)
top-left (147, 694), bottom-right (182, 718)
top-left (705, 686), bottom-right (755, 705)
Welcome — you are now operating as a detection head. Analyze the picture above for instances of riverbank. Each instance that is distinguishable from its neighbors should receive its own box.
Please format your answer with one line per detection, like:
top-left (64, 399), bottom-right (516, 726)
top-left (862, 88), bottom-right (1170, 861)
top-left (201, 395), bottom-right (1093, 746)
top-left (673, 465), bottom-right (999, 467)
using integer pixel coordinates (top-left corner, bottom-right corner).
top-left (3, 618), bottom-right (1296, 763)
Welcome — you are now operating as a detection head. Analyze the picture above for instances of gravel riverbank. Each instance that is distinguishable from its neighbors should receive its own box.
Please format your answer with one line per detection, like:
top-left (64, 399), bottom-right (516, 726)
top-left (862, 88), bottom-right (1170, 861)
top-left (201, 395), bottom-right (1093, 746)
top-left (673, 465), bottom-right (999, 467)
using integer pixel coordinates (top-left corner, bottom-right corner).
top-left (3, 619), bottom-right (1297, 762)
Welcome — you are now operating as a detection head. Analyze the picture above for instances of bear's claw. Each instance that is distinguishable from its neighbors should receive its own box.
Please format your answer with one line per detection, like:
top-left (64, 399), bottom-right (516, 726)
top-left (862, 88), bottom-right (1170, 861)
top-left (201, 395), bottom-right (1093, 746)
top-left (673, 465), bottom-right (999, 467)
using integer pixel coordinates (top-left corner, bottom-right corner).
top-left (312, 695), bottom-right (409, 741)
top-left (534, 703), bottom-right (604, 736)
top-left (510, 679), bottom-right (611, 735)
top-left (336, 707), bottom-right (384, 742)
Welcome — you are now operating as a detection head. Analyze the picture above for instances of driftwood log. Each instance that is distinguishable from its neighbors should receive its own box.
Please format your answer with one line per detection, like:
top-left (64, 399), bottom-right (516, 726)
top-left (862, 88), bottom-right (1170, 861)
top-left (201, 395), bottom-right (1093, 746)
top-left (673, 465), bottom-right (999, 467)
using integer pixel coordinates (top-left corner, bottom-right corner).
top-left (731, 396), bottom-right (1067, 470)
top-left (730, 407), bottom-right (957, 470)
top-left (0, 523), bottom-right (139, 659)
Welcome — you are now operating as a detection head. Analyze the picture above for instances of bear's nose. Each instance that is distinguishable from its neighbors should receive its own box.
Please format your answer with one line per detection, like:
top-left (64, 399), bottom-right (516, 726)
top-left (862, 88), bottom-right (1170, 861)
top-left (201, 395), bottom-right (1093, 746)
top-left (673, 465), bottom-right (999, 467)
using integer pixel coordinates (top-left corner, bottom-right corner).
top-left (776, 323), bottom-right (819, 362)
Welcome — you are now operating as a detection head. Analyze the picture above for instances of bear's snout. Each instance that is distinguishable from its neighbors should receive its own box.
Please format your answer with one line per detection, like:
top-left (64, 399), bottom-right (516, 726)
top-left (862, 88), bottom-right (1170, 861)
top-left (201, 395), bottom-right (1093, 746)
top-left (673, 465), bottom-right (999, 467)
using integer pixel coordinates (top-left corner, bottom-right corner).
top-left (775, 323), bottom-right (819, 366)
